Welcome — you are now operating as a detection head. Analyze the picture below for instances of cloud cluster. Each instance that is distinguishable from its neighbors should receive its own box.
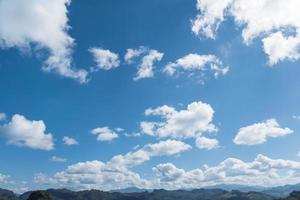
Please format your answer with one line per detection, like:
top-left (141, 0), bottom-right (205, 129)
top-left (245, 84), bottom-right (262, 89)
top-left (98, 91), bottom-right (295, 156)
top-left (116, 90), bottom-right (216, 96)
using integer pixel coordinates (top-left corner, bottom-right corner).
top-left (0, 0), bottom-right (88, 83)
top-left (164, 54), bottom-right (229, 79)
top-left (153, 154), bottom-right (300, 189)
top-left (233, 119), bottom-right (293, 145)
top-left (35, 140), bottom-right (190, 190)
top-left (192, 0), bottom-right (300, 65)
top-left (0, 114), bottom-right (54, 150)
top-left (35, 151), bottom-right (300, 190)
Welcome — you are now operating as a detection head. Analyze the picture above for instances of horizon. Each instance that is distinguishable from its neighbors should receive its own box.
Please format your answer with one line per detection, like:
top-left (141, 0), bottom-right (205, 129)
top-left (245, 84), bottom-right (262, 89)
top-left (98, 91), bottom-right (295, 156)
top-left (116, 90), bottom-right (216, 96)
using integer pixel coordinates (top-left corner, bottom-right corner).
top-left (1, 0), bottom-right (300, 194)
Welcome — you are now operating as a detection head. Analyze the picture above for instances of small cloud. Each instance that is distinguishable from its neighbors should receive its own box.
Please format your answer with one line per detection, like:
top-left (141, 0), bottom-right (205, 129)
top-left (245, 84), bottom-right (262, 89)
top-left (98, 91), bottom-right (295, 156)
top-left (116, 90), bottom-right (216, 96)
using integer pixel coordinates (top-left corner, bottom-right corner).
top-left (63, 136), bottom-right (79, 146)
top-left (90, 127), bottom-right (118, 142)
top-left (50, 156), bottom-right (68, 163)
top-left (89, 47), bottom-right (120, 71)
top-left (0, 113), bottom-right (6, 121)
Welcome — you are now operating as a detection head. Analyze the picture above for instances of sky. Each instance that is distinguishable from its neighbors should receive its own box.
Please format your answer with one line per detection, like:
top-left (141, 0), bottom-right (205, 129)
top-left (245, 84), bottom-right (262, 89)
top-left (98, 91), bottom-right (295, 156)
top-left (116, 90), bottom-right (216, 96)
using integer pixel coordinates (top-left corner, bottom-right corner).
top-left (1, 0), bottom-right (300, 193)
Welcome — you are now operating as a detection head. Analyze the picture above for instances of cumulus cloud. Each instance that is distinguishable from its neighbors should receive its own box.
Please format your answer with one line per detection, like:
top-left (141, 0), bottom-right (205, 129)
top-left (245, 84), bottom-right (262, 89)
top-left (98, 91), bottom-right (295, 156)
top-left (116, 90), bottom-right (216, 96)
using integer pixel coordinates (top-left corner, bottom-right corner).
top-left (0, 113), bottom-right (6, 121)
top-left (50, 156), bottom-right (68, 163)
top-left (89, 47), bottom-right (120, 71)
top-left (233, 119), bottom-right (293, 145)
top-left (262, 32), bottom-right (300, 65)
top-left (141, 101), bottom-right (217, 139)
top-left (35, 140), bottom-right (190, 190)
top-left (164, 54), bottom-right (229, 79)
top-left (0, 114), bottom-right (54, 150)
top-left (125, 47), bottom-right (164, 80)
top-left (192, 0), bottom-right (300, 65)
top-left (35, 153), bottom-right (300, 190)
top-left (195, 136), bottom-right (219, 150)
top-left (90, 127), bottom-right (118, 141)
top-left (0, 0), bottom-right (88, 83)
top-left (63, 136), bottom-right (78, 146)
top-left (153, 154), bottom-right (300, 189)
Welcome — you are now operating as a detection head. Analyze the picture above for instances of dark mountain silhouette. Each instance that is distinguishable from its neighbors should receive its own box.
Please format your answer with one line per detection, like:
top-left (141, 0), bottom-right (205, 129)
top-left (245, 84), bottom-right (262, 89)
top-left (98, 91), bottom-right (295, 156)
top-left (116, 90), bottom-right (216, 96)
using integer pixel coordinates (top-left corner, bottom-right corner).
top-left (0, 188), bottom-right (18, 200)
top-left (1, 187), bottom-right (300, 200)
top-left (26, 191), bottom-right (52, 200)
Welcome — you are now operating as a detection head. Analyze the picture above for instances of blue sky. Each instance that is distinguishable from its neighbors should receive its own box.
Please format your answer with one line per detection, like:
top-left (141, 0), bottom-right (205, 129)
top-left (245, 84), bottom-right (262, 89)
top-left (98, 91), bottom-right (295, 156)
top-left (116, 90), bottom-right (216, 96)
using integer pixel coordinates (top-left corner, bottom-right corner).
top-left (1, 0), bottom-right (300, 192)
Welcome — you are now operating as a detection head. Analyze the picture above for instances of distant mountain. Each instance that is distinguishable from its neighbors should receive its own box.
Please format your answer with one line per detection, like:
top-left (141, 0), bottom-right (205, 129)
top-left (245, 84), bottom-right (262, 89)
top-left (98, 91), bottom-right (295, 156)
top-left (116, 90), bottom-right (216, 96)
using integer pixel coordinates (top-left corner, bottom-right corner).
top-left (205, 184), bottom-right (267, 192)
top-left (262, 183), bottom-right (300, 198)
top-left (0, 188), bottom-right (277, 200)
top-left (110, 187), bottom-right (151, 193)
top-left (4, 186), bottom-right (300, 200)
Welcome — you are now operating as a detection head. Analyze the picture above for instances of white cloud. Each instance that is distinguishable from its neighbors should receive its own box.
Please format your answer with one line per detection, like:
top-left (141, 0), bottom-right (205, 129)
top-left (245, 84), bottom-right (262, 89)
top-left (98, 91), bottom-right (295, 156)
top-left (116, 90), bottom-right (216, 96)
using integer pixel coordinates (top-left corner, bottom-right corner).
top-left (164, 54), bottom-right (229, 79)
top-left (124, 47), bottom-right (147, 64)
top-left (89, 47), bottom-right (120, 71)
top-left (0, 114), bottom-right (54, 150)
top-left (134, 50), bottom-right (164, 80)
top-left (195, 136), bottom-right (219, 150)
top-left (233, 119), bottom-right (293, 145)
top-left (0, 173), bottom-right (10, 184)
top-left (34, 140), bottom-right (190, 190)
top-left (63, 136), bottom-right (78, 146)
top-left (91, 127), bottom-right (118, 141)
top-left (142, 101), bottom-right (217, 139)
top-left (0, 0), bottom-right (88, 83)
top-left (0, 113), bottom-right (6, 121)
top-left (146, 140), bottom-right (191, 157)
top-left (35, 153), bottom-right (300, 190)
top-left (109, 140), bottom-right (191, 168)
top-left (263, 32), bottom-right (300, 65)
top-left (153, 154), bottom-right (300, 189)
top-left (50, 156), bottom-right (68, 163)
top-left (192, 0), bottom-right (300, 65)
top-left (125, 47), bottom-right (164, 80)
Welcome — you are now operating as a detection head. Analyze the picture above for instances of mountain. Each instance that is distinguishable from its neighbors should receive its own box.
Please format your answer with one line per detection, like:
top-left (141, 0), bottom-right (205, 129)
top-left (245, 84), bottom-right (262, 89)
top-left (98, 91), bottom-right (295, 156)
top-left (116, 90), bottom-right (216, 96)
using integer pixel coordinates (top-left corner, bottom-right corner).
top-left (0, 189), bottom-right (18, 200)
top-left (262, 184), bottom-right (300, 198)
top-left (110, 187), bottom-right (151, 193)
top-left (279, 191), bottom-right (300, 200)
top-left (205, 184), bottom-right (267, 193)
top-left (26, 191), bottom-right (52, 200)
top-left (1, 188), bottom-right (277, 200)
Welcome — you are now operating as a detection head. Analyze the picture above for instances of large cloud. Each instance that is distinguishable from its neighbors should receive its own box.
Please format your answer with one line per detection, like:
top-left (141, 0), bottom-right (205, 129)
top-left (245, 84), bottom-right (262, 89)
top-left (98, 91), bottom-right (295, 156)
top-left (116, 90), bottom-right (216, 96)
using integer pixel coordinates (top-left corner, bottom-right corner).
top-left (35, 140), bottom-right (190, 190)
top-left (35, 153), bottom-right (300, 190)
top-left (233, 119), bottom-right (293, 145)
top-left (141, 101), bottom-right (217, 139)
top-left (192, 0), bottom-right (300, 65)
top-left (0, 114), bottom-right (54, 150)
top-left (0, 0), bottom-right (88, 83)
